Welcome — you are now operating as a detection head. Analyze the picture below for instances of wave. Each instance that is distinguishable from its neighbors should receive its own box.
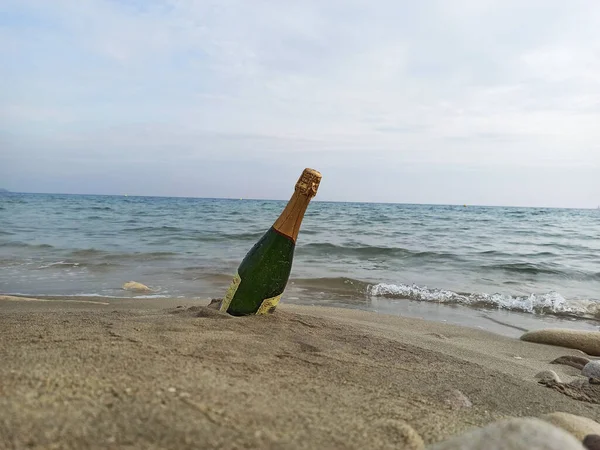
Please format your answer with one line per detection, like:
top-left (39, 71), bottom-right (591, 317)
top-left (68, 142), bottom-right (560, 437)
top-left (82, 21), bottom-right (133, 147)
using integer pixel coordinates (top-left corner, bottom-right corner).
top-left (298, 242), bottom-right (461, 261)
top-left (288, 276), bottom-right (600, 318)
top-left (69, 248), bottom-right (104, 257)
top-left (165, 235), bottom-right (222, 242)
top-left (67, 249), bottom-right (178, 262)
top-left (538, 242), bottom-right (593, 252)
top-left (221, 231), bottom-right (266, 240)
top-left (98, 251), bottom-right (178, 261)
top-left (164, 231), bottom-right (267, 242)
top-left (175, 270), bottom-right (236, 283)
top-left (475, 250), bottom-right (559, 259)
top-left (123, 226), bottom-right (186, 233)
top-left (367, 283), bottom-right (599, 318)
top-left (0, 241), bottom-right (54, 249)
top-left (482, 262), bottom-right (563, 276)
top-left (1, 292), bottom-right (175, 299)
top-left (36, 261), bottom-right (120, 271)
top-left (37, 261), bottom-right (81, 269)
top-left (291, 277), bottom-right (371, 295)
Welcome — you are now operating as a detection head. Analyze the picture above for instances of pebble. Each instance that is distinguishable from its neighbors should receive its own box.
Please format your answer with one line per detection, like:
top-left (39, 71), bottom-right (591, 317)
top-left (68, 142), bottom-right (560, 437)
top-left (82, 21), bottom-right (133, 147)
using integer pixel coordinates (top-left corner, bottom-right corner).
top-left (443, 389), bottom-right (473, 409)
top-left (429, 333), bottom-right (448, 340)
top-left (207, 298), bottom-right (223, 309)
top-left (582, 361), bottom-right (600, 381)
top-left (535, 370), bottom-right (561, 383)
top-left (428, 417), bottom-right (585, 450)
top-left (520, 329), bottom-right (600, 356)
top-left (583, 434), bottom-right (600, 450)
top-left (569, 379), bottom-right (589, 388)
top-left (551, 355), bottom-right (591, 370)
top-left (540, 412), bottom-right (600, 441)
top-left (167, 387), bottom-right (176, 393)
top-left (372, 418), bottom-right (424, 450)
top-left (122, 281), bottom-right (151, 292)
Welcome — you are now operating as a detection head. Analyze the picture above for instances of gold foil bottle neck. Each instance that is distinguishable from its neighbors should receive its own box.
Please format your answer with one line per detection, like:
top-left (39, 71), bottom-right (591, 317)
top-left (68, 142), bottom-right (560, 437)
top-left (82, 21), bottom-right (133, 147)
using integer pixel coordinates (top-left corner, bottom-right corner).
top-left (273, 168), bottom-right (321, 242)
top-left (295, 168), bottom-right (322, 198)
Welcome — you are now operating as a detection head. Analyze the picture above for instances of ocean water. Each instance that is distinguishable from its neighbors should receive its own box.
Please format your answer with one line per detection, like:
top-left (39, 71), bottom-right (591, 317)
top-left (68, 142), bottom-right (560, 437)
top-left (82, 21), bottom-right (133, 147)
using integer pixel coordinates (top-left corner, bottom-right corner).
top-left (1, 193), bottom-right (599, 333)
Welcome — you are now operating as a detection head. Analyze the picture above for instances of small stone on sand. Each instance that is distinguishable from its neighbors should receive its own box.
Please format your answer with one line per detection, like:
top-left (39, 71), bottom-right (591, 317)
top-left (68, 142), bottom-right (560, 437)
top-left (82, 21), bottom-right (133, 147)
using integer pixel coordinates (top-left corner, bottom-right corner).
top-left (207, 298), bottom-right (223, 309)
top-left (122, 281), bottom-right (152, 292)
top-left (583, 434), bottom-right (600, 450)
top-left (429, 417), bottom-right (585, 450)
top-left (372, 419), bottom-right (424, 450)
top-left (583, 361), bottom-right (600, 382)
top-left (568, 379), bottom-right (589, 389)
top-left (428, 333), bottom-right (448, 340)
top-left (540, 412), bottom-right (600, 441)
top-left (551, 355), bottom-right (591, 370)
top-left (535, 370), bottom-right (561, 383)
top-left (443, 389), bottom-right (473, 409)
top-left (521, 329), bottom-right (600, 356)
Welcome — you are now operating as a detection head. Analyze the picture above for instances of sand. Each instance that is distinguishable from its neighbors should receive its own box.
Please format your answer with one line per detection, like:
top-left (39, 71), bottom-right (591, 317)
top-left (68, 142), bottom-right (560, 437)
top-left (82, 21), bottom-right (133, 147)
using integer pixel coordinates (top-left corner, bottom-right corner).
top-left (1, 295), bottom-right (600, 449)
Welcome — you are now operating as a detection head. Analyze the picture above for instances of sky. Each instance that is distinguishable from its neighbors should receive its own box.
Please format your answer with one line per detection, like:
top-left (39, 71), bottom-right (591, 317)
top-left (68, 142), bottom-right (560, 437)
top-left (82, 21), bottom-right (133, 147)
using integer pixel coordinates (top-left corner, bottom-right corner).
top-left (1, 0), bottom-right (599, 207)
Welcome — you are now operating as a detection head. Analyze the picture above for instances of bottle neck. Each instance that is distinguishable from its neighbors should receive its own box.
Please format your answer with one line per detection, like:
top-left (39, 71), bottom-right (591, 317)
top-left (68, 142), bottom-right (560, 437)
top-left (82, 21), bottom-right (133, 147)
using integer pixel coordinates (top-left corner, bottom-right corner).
top-left (272, 190), bottom-right (312, 243)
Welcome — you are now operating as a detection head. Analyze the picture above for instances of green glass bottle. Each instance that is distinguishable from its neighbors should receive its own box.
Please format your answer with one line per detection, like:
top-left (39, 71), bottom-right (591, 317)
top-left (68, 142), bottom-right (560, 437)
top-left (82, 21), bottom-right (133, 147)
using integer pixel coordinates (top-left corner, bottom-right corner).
top-left (220, 168), bottom-right (322, 316)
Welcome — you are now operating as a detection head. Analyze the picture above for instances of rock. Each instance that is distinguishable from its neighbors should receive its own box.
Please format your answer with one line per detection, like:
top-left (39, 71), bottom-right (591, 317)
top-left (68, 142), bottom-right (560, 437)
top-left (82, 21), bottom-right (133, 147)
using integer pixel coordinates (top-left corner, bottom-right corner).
top-left (583, 361), bottom-right (600, 382)
top-left (428, 417), bottom-right (585, 450)
top-left (535, 370), bottom-right (561, 383)
top-left (551, 355), bottom-right (591, 370)
top-left (540, 412), bottom-right (600, 441)
top-left (443, 389), bottom-right (473, 409)
top-left (372, 419), bottom-right (424, 450)
top-left (122, 281), bottom-right (152, 292)
top-left (520, 329), bottom-right (600, 356)
top-left (207, 298), bottom-right (222, 309)
top-left (541, 379), bottom-right (600, 404)
top-left (583, 434), bottom-right (600, 450)
top-left (428, 333), bottom-right (448, 340)
top-left (569, 379), bottom-right (589, 388)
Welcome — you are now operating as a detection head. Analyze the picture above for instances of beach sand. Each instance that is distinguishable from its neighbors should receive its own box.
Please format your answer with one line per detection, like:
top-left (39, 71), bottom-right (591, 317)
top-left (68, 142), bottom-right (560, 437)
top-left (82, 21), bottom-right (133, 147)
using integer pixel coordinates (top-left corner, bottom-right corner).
top-left (1, 295), bottom-right (599, 449)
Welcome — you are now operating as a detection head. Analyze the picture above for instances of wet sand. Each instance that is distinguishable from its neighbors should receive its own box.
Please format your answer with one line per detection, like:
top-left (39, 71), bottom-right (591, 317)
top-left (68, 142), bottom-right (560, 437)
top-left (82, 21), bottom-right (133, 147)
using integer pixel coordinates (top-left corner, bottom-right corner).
top-left (1, 295), bottom-right (599, 449)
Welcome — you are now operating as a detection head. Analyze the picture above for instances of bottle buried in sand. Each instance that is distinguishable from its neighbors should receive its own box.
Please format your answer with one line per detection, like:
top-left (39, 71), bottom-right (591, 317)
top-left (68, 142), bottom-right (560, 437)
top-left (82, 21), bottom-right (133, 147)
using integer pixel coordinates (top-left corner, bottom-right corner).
top-left (219, 168), bottom-right (322, 316)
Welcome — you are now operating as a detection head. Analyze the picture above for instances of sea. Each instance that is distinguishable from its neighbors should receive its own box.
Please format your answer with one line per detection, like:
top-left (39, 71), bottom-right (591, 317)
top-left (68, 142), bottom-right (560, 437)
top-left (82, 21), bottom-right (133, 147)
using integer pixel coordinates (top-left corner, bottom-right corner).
top-left (1, 193), bottom-right (599, 336)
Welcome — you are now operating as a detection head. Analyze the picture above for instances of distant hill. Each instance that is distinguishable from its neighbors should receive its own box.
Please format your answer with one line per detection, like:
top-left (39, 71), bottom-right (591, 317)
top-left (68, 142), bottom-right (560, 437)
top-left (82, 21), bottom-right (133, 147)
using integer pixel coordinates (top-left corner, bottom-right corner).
top-left (0, 188), bottom-right (10, 193)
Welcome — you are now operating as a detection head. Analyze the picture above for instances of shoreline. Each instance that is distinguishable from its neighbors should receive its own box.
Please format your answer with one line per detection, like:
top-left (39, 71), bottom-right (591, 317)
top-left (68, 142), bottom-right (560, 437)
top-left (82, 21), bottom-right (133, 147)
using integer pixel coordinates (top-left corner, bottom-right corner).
top-left (2, 296), bottom-right (600, 448)
top-left (2, 292), bottom-right (599, 338)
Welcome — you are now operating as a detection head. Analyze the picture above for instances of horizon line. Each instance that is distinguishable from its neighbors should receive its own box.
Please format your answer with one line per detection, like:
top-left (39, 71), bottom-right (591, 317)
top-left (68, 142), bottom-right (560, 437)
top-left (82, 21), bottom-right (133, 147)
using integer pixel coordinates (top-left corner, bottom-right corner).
top-left (2, 190), bottom-right (597, 210)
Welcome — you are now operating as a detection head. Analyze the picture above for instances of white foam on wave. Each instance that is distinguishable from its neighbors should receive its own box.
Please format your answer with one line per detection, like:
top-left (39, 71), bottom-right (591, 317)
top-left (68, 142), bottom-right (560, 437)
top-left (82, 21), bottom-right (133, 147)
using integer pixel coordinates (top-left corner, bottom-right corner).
top-left (367, 283), bottom-right (599, 316)
top-left (37, 261), bottom-right (80, 269)
top-left (1, 292), bottom-right (178, 299)
top-left (69, 293), bottom-right (173, 298)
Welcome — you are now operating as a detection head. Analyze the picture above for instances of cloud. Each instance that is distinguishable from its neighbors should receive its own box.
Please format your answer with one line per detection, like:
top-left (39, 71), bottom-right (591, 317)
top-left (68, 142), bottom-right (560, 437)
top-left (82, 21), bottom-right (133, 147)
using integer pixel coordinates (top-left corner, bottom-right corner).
top-left (1, 0), bottom-right (599, 206)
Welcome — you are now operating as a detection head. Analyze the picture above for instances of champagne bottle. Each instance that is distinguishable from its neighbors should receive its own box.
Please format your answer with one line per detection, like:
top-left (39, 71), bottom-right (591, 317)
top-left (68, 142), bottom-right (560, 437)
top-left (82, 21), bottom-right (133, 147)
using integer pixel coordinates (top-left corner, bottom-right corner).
top-left (220, 168), bottom-right (322, 316)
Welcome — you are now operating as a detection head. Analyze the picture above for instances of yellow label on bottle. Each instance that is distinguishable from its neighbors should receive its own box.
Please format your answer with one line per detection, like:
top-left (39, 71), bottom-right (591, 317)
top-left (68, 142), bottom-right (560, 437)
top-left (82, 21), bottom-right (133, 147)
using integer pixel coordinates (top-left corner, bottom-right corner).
top-left (256, 294), bottom-right (282, 315)
top-left (219, 273), bottom-right (241, 312)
